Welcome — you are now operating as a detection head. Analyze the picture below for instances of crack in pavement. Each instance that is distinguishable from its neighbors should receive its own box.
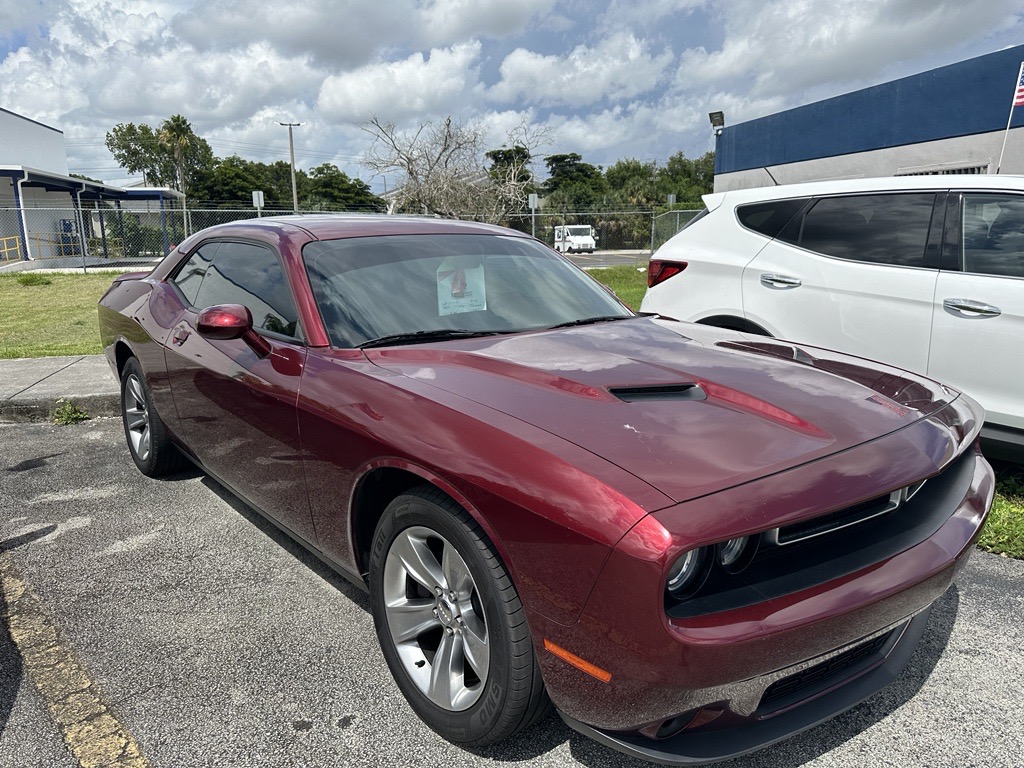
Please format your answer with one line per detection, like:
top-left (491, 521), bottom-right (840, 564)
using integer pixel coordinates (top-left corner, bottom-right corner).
top-left (0, 552), bottom-right (151, 768)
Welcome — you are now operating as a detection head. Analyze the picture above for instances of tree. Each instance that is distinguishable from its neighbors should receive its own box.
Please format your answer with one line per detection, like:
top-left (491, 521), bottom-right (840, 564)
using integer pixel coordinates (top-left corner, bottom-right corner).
top-left (362, 115), bottom-right (484, 217)
top-left (541, 153), bottom-right (608, 214)
top-left (304, 163), bottom-right (383, 211)
top-left (543, 153), bottom-right (606, 197)
top-left (105, 116), bottom-right (213, 193)
top-left (191, 155), bottom-right (269, 207)
top-left (605, 158), bottom-right (662, 209)
top-left (658, 151), bottom-right (715, 204)
top-left (105, 122), bottom-right (175, 187)
top-left (157, 114), bottom-right (212, 196)
top-left (361, 115), bottom-right (548, 223)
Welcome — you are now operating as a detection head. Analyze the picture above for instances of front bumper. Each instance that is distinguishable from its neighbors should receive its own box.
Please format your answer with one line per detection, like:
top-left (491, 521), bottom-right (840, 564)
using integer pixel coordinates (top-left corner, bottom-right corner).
top-left (533, 417), bottom-right (992, 764)
top-left (558, 606), bottom-right (932, 765)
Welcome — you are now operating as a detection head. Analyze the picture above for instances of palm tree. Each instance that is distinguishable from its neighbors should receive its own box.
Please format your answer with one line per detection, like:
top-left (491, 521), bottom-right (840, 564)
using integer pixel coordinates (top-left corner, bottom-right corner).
top-left (158, 114), bottom-right (196, 195)
top-left (158, 114), bottom-right (198, 236)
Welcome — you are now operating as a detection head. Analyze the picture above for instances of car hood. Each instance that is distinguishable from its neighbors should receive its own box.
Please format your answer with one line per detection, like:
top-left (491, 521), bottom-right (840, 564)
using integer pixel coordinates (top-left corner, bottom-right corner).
top-left (365, 317), bottom-right (958, 503)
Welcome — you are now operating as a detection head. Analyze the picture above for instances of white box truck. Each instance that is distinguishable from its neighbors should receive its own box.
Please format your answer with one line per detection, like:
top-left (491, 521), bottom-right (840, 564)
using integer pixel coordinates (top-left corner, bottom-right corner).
top-left (553, 225), bottom-right (596, 254)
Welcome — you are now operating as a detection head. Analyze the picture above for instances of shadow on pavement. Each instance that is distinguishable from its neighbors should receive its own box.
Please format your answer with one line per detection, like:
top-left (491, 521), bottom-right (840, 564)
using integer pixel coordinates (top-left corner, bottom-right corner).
top-left (0, 524), bottom-right (58, 738)
top-left (198, 475), bottom-right (370, 610)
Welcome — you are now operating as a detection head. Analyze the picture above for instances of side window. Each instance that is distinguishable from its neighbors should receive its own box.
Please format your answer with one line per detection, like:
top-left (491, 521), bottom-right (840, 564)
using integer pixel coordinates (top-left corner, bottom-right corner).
top-left (782, 193), bottom-right (935, 267)
top-left (961, 194), bottom-right (1024, 278)
top-left (736, 198), bottom-right (809, 238)
top-left (171, 243), bottom-right (218, 306)
top-left (193, 241), bottom-right (301, 338)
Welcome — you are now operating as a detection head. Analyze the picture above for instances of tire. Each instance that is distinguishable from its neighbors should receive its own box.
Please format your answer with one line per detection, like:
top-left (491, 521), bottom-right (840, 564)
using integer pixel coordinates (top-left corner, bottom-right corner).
top-left (369, 486), bottom-right (549, 747)
top-left (120, 357), bottom-right (187, 477)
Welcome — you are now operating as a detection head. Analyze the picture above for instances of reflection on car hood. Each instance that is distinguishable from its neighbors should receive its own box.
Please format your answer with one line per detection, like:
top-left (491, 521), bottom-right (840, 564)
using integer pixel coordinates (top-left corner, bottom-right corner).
top-left (366, 317), bottom-right (958, 502)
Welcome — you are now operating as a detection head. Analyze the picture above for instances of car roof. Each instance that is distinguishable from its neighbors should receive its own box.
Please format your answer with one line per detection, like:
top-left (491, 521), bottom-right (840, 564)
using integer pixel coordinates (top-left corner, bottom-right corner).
top-left (196, 214), bottom-right (525, 241)
top-left (705, 174), bottom-right (1024, 211)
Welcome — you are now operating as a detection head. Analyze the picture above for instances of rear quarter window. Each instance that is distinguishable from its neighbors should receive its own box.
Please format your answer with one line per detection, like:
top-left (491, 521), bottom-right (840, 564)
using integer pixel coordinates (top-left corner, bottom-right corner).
top-left (736, 198), bottom-right (810, 238)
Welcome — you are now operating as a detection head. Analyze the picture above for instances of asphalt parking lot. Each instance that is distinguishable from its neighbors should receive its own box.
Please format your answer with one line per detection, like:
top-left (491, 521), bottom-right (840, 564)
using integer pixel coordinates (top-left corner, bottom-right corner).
top-left (1, 418), bottom-right (1022, 768)
top-left (566, 249), bottom-right (649, 269)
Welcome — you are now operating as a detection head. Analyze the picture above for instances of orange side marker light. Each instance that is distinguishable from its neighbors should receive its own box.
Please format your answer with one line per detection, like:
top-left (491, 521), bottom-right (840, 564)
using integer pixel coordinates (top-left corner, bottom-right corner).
top-left (543, 639), bottom-right (612, 683)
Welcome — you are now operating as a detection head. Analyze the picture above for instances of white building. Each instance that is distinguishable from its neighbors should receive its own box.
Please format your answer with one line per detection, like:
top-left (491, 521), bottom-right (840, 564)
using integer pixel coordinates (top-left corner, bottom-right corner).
top-left (0, 107), bottom-right (182, 268)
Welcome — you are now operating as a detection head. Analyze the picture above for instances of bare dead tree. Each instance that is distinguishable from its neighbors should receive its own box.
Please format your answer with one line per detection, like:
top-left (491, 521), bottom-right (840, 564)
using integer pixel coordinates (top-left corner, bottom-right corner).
top-left (361, 115), bottom-right (550, 223)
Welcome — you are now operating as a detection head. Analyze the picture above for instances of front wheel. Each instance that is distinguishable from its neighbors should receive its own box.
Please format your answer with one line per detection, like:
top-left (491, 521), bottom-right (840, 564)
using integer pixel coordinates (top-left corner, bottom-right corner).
top-left (369, 486), bottom-right (549, 746)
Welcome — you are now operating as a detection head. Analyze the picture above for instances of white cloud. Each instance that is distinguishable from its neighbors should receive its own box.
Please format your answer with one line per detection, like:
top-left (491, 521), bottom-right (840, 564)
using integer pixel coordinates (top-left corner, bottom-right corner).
top-left (317, 41), bottom-right (483, 123)
top-left (489, 32), bottom-right (674, 107)
top-left (678, 0), bottom-right (1024, 100)
top-left (598, 0), bottom-right (706, 32)
top-left (418, 0), bottom-right (559, 46)
top-left (171, 0), bottom-right (418, 68)
top-left (1, 0), bottom-right (1023, 191)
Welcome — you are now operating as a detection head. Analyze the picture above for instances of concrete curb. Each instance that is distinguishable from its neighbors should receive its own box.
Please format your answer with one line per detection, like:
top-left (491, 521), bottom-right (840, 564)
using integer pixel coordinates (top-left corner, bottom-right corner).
top-left (0, 393), bottom-right (121, 423)
top-left (0, 355), bottom-right (120, 424)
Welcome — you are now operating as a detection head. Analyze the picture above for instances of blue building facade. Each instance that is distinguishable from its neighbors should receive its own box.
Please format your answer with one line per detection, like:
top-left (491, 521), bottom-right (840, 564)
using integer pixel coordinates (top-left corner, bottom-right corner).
top-left (714, 45), bottom-right (1024, 190)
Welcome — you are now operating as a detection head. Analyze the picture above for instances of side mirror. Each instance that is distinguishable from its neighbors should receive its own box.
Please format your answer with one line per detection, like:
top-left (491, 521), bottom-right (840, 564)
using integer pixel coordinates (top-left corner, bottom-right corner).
top-left (196, 304), bottom-right (271, 358)
top-left (197, 304), bottom-right (252, 340)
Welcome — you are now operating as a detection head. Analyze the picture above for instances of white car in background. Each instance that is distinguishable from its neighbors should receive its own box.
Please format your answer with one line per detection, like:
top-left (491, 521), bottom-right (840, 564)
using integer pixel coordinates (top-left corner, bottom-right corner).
top-left (640, 175), bottom-right (1024, 460)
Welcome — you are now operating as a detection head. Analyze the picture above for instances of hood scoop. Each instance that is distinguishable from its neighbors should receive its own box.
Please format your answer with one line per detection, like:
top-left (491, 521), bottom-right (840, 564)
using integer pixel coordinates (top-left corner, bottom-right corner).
top-left (609, 383), bottom-right (707, 403)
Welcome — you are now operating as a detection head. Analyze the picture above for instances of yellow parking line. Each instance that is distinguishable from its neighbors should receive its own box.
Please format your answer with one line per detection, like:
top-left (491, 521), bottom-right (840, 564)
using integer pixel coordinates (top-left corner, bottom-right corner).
top-left (0, 552), bottom-right (151, 768)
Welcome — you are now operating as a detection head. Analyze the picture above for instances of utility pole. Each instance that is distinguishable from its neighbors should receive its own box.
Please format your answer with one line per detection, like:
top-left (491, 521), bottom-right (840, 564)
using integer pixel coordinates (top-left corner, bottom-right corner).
top-left (279, 121), bottom-right (302, 213)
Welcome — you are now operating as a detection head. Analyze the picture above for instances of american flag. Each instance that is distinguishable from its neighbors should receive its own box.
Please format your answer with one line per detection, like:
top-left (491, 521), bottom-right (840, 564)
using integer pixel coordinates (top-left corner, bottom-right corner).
top-left (1014, 63), bottom-right (1024, 107)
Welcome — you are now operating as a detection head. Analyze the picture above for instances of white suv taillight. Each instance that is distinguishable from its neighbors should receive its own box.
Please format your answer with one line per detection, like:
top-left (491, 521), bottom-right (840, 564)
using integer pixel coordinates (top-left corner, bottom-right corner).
top-left (647, 259), bottom-right (687, 288)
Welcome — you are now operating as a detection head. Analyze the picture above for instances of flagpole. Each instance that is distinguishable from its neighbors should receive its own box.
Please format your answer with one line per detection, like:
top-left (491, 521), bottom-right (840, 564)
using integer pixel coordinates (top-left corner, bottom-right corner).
top-left (996, 61), bottom-right (1024, 174)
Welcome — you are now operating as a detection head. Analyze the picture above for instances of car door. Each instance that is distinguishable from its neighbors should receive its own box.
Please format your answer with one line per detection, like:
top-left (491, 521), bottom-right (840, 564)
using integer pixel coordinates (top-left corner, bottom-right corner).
top-left (741, 192), bottom-right (941, 374)
top-left (928, 191), bottom-right (1024, 431)
top-left (164, 239), bottom-right (316, 543)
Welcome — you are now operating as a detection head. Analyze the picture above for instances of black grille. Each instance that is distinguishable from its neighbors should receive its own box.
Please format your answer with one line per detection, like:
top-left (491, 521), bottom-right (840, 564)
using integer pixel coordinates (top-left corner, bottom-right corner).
top-left (776, 493), bottom-right (893, 544)
top-left (759, 630), bottom-right (894, 712)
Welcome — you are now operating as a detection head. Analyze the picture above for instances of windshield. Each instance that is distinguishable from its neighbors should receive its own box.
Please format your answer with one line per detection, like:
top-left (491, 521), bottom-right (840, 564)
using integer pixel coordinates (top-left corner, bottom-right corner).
top-left (567, 226), bottom-right (592, 236)
top-left (303, 233), bottom-right (632, 348)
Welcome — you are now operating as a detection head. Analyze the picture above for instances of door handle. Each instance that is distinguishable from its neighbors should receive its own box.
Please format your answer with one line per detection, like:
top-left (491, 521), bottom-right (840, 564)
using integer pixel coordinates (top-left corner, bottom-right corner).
top-left (760, 273), bottom-right (803, 289)
top-left (942, 298), bottom-right (1002, 317)
top-left (172, 326), bottom-right (190, 345)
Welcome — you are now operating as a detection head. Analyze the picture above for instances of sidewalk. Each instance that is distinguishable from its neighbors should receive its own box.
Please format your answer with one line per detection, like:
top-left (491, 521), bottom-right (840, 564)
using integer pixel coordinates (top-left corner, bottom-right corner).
top-left (0, 355), bottom-right (119, 422)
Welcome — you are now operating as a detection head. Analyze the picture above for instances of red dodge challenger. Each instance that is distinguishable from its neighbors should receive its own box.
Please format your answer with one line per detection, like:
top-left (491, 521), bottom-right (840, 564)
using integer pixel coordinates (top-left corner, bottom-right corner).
top-left (98, 215), bottom-right (993, 764)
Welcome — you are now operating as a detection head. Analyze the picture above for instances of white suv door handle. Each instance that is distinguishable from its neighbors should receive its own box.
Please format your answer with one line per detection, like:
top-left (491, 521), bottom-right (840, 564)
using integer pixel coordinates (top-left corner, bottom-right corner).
top-left (942, 298), bottom-right (1002, 317)
top-left (760, 273), bottom-right (803, 289)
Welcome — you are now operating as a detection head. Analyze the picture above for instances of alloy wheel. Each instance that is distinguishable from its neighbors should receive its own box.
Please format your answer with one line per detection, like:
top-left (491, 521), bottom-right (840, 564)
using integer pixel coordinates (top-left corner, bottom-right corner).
top-left (123, 373), bottom-right (151, 462)
top-left (381, 525), bottom-right (489, 711)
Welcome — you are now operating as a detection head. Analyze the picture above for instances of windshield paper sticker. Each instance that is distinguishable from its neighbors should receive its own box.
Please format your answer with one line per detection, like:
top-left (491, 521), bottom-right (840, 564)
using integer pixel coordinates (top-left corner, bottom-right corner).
top-left (437, 257), bottom-right (486, 316)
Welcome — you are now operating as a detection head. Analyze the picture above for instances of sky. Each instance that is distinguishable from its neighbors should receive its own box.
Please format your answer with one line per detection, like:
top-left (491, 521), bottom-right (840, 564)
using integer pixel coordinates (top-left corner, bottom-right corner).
top-left (2, 0), bottom-right (1023, 194)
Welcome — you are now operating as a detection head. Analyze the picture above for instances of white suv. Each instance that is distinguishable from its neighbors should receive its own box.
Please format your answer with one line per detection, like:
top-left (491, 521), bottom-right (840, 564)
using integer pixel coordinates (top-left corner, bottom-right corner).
top-left (640, 175), bottom-right (1024, 460)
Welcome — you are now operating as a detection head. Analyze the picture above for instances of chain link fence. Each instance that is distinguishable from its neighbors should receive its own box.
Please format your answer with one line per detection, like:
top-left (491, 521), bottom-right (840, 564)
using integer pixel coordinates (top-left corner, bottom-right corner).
top-left (508, 208), bottom-right (702, 254)
top-left (0, 202), bottom-right (185, 272)
top-left (1, 204), bottom-right (703, 273)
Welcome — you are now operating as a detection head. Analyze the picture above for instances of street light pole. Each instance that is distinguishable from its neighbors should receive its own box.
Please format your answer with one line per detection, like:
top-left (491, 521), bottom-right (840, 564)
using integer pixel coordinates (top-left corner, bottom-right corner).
top-left (279, 121), bottom-right (302, 214)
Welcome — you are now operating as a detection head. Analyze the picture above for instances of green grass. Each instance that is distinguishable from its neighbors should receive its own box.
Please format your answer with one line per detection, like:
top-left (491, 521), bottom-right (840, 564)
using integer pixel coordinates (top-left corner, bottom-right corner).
top-left (979, 465), bottom-right (1024, 559)
top-left (0, 271), bottom-right (120, 359)
top-left (2, 269), bottom-right (1022, 558)
top-left (588, 264), bottom-right (648, 310)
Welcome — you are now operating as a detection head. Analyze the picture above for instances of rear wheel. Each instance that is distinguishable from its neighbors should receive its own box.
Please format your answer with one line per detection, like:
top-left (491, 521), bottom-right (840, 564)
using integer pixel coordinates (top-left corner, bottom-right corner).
top-left (369, 486), bottom-right (549, 746)
top-left (120, 357), bottom-right (187, 477)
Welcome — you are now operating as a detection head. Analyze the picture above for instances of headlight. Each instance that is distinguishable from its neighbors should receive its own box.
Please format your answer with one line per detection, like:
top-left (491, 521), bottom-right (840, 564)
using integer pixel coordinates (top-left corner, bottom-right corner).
top-left (717, 536), bottom-right (757, 573)
top-left (666, 548), bottom-right (710, 598)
